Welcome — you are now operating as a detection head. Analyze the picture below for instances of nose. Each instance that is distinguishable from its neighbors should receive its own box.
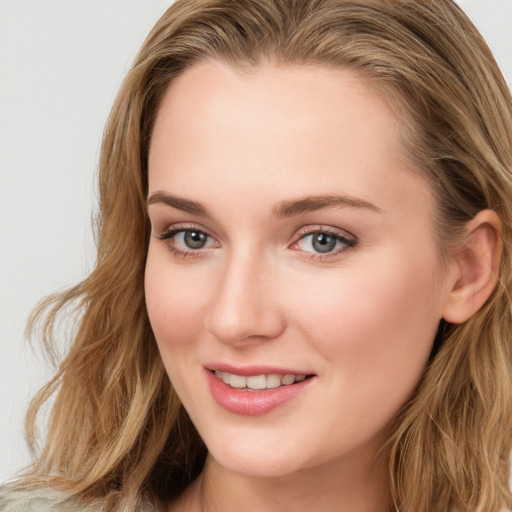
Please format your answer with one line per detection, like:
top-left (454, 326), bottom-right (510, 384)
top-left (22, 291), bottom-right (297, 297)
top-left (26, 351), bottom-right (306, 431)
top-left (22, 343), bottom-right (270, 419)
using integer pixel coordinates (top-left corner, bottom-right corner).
top-left (204, 250), bottom-right (285, 346)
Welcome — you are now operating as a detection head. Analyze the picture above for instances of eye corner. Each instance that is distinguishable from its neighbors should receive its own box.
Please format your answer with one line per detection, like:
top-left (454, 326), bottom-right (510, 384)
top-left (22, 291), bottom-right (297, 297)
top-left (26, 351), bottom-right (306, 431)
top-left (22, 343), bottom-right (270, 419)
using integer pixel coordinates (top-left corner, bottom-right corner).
top-left (153, 223), bottom-right (220, 259)
top-left (289, 225), bottom-right (358, 260)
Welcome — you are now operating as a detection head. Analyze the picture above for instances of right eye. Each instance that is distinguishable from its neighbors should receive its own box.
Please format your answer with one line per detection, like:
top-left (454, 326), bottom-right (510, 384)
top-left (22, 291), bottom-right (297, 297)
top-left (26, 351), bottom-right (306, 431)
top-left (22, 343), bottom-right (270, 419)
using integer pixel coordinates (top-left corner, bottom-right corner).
top-left (172, 229), bottom-right (211, 249)
top-left (156, 226), bottom-right (219, 257)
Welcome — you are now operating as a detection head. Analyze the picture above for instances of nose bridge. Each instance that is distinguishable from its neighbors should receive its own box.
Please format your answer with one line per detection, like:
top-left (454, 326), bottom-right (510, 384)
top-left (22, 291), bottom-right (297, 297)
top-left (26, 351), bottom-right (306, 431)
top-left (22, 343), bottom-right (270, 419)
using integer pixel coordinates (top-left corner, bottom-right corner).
top-left (205, 245), bottom-right (284, 344)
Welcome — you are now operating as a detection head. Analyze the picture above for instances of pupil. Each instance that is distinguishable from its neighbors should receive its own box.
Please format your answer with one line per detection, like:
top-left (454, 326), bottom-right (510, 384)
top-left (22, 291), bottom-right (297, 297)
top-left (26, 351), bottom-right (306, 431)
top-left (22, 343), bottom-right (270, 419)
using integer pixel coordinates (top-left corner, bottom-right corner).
top-left (184, 231), bottom-right (207, 249)
top-left (312, 233), bottom-right (336, 253)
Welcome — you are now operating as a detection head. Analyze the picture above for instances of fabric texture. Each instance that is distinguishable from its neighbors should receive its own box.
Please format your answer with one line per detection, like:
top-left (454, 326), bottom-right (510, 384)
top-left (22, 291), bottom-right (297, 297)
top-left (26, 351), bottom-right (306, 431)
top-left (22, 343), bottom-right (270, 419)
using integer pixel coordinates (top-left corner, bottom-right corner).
top-left (0, 485), bottom-right (159, 512)
top-left (0, 485), bottom-right (97, 512)
top-left (1, 484), bottom-right (510, 511)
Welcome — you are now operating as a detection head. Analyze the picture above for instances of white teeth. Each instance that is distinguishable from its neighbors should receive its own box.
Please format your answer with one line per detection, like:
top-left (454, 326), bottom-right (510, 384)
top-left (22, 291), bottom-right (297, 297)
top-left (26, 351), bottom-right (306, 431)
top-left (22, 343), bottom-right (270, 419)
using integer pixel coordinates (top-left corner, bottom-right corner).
top-left (281, 374), bottom-right (296, 385)
top-left (246, 375), bottom-right (267, 390)
top-left (214, 370), bottom-right (308, 390)
top-left (266, 374), bottom-right (282, 389)
top-left (230, 374), bottom-right (246, 388)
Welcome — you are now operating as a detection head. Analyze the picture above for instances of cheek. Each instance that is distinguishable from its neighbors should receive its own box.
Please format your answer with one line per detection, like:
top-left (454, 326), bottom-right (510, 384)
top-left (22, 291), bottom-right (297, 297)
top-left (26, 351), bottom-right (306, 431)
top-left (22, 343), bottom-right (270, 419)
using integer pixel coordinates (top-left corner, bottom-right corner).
top-left (144, 248), bottom-right (208, 356)
top-left (287, 252), bottom-right (442, 387)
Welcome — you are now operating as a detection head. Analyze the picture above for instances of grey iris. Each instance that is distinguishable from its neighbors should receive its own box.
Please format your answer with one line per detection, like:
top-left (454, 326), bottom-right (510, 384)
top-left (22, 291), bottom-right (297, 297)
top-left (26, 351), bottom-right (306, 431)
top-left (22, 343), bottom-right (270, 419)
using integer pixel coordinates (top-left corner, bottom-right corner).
top-left (184, 230), bottom-right (207, 249)
top-left (312, 233), bottom-right (337, 253)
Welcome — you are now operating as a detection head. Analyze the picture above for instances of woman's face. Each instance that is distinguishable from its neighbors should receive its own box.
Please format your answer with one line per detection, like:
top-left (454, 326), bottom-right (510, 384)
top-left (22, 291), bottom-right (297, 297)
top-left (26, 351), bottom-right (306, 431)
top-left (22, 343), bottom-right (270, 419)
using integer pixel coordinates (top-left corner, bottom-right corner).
top-left (145, 60), bottom-right (454, 477)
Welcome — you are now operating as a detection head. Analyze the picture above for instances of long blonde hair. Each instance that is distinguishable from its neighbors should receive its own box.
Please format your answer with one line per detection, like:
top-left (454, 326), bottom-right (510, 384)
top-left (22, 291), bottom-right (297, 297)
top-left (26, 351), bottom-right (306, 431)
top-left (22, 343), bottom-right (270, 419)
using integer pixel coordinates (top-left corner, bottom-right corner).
top-left (20, 1), bottom-right (512, 511)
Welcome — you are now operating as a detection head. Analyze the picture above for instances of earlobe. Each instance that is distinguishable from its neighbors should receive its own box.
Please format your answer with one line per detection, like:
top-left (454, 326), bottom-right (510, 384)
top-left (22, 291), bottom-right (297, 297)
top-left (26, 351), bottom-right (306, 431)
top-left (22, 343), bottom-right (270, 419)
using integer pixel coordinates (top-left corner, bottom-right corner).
top-left (442, 209), bottom-right (502, 324)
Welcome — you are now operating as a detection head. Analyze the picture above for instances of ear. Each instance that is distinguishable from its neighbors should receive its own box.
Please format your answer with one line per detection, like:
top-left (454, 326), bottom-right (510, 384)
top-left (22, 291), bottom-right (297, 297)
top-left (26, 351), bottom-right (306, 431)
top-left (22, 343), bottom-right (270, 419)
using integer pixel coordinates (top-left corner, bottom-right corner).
top-left (442, 209), bottom-right (502, 324)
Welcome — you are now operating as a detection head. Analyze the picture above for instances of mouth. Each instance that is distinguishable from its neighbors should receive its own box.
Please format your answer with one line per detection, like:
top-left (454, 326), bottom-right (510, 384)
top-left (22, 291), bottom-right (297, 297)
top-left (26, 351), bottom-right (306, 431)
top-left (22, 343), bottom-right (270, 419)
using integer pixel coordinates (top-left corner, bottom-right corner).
top-left (213, 370), bottom-right (311, 391)
top-left (206, 366), bottom-right (316, 415)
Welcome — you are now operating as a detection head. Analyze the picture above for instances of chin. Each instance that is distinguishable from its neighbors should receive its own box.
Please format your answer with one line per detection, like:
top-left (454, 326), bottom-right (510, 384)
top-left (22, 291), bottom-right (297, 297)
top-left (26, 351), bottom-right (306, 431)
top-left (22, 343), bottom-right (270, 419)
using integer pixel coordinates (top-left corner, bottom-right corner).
top-left (203, 430), bottom-right (311, 478)
top-left (211, 452), bottom-right (305, 479)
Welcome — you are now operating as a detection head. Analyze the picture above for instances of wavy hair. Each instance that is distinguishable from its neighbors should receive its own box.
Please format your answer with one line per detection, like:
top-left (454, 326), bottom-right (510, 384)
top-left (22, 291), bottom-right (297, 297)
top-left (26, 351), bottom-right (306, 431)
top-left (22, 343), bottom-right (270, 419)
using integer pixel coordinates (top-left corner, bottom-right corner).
top-left (19, 1), bottom-right (512, 511)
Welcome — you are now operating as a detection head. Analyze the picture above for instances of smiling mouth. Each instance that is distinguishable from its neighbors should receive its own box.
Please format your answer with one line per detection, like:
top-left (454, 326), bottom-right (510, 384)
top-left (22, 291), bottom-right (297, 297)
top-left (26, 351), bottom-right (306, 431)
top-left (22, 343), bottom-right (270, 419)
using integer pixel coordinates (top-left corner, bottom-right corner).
top-left (213, 370), bottom-right (313, 391)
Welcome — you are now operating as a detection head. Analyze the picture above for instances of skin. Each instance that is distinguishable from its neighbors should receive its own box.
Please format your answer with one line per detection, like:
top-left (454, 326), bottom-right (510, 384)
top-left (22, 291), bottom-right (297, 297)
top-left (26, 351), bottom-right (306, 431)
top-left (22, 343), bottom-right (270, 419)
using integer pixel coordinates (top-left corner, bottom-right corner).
top-left (144, 60), bottom-right (492, 512)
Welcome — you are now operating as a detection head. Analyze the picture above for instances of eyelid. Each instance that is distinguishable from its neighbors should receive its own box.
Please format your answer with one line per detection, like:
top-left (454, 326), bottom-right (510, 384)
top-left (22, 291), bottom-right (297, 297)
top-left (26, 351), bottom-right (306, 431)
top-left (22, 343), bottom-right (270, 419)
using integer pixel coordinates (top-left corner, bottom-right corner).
top-left (289, 225), bottom-right (358, 259)
top-left (293, 225), bottom-right (356, 241)
top-left (154, 222), bottom-right (220, 258)
top-left (155, 222), bottom-right (216, 240)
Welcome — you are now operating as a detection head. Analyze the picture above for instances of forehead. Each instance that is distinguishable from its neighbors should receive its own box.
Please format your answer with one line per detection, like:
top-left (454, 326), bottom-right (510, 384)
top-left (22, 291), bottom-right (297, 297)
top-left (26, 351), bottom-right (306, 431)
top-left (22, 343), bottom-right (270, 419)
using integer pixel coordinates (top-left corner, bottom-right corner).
top-left (148, 59), bottom-right (432, 224)
top-left (150, 60), bottom-right (396, 153)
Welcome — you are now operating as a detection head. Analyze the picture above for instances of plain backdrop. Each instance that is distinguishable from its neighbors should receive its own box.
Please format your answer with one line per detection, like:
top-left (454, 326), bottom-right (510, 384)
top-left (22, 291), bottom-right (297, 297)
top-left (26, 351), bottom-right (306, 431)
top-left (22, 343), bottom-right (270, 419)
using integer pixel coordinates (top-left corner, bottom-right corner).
top-left (1, 0), bottom-right (511, 483)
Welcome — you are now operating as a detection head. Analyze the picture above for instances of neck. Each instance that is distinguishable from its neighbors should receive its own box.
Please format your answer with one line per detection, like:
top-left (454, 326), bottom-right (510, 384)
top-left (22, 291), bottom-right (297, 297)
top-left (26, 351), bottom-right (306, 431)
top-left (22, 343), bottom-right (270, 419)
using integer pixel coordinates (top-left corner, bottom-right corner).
top-left (171, 446), bottom-right (392, 512)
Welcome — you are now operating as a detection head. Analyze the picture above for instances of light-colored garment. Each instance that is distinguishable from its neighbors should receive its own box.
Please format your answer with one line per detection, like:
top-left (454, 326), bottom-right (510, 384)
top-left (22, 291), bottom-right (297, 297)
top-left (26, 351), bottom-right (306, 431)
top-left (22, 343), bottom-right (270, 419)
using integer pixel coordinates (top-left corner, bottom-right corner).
top-left (1, 485), bottom-right (511, 512)
top-left (0, 486), bottom-right (97, 512)
top-left (0, 485), bottom-right (160, 512)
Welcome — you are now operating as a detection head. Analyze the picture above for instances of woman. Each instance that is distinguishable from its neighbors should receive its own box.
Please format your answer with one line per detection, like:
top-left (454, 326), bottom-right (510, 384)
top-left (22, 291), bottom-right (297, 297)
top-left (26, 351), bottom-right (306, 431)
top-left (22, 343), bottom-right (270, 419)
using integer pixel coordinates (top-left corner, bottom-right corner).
top-left (1, 0), bottom-right (511, 511)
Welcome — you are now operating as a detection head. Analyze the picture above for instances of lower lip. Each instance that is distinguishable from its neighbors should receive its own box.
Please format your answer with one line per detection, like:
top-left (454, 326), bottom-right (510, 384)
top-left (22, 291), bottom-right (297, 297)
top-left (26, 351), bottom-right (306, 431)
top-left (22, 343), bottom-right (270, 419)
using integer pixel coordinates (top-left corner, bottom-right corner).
top-left (206, 371), bottom-right (314, 416)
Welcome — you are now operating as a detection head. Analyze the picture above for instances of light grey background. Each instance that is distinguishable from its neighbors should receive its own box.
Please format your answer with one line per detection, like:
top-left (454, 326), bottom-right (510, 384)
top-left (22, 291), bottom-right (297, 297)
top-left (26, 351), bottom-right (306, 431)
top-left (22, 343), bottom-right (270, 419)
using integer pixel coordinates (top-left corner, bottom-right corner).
top-left (0, 0), bottom-right (511, 483)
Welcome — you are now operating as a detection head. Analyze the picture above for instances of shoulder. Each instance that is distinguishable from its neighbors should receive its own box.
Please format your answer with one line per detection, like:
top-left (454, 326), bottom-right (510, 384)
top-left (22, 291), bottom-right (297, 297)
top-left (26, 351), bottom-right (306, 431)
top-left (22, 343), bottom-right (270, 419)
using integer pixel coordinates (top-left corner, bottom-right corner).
top-left (0, 484), bottom-right (96, 512)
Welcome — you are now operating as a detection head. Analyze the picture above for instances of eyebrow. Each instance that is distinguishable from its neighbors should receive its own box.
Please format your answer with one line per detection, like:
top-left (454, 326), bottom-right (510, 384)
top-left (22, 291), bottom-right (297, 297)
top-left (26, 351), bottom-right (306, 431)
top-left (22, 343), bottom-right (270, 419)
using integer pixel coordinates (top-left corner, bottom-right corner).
top-left (147, 191), bottom-right (382, 217)
top-left (272, 194), bottom-right (382, 217)
top-left (147, 191), bottom-right (210, 216)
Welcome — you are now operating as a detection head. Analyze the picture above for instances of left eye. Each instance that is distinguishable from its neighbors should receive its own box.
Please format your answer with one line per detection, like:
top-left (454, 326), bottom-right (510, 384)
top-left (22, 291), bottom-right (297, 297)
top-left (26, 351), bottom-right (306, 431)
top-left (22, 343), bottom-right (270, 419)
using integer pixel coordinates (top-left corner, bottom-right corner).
top-left (160, 229), bottom-right (214, 250)
top-left (172, 229), bottom-right (213, 249)
top-left (296, 231), bottom-right (354, 254)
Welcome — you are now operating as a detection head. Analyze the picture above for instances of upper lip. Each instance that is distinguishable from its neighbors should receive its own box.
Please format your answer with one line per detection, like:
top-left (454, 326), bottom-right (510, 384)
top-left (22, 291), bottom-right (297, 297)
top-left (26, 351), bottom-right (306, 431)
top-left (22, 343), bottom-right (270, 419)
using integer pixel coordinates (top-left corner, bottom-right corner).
top-left (205, 363), bottom-right (314, 376)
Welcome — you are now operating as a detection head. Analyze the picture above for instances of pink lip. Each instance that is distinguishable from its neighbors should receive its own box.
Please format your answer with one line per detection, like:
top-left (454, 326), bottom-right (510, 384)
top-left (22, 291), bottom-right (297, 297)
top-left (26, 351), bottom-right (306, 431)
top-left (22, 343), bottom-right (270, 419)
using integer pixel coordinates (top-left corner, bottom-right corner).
top-left (205, 369), bottom-right (315, 416)
top-left (205, 363), bottom-right (312, 376)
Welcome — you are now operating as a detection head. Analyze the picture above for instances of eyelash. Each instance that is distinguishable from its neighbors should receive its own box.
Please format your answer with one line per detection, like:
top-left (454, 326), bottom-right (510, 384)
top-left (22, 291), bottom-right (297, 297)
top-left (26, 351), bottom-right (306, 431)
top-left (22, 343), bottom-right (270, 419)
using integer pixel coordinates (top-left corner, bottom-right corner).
top-left (290, 226), bottom-right (357, 261)
top-left (156, 223), bottom-right (216, 259)
top-left (155, 224), bottom-right (357, 261)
